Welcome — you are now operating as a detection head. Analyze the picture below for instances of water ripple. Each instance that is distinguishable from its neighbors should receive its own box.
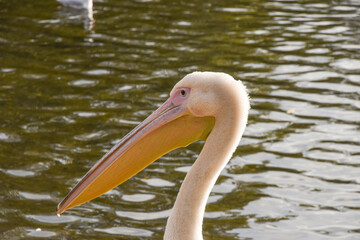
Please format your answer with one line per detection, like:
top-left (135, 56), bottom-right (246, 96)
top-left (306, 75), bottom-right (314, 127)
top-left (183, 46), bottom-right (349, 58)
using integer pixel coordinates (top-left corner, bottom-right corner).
top-left (1, 0), bottom-right (360, 239)
top-left (95, 226), bottom-right (153, 237)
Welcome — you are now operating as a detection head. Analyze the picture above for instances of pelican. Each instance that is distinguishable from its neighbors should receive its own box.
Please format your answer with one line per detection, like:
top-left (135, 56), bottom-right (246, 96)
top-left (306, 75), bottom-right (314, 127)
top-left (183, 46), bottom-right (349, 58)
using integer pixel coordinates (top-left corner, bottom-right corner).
top-left (57, 0), bottom-right (94, 30)
top-left (57, 72), bottom-right (250, 239)
top-left (57, 0), bottom-right (92, 9)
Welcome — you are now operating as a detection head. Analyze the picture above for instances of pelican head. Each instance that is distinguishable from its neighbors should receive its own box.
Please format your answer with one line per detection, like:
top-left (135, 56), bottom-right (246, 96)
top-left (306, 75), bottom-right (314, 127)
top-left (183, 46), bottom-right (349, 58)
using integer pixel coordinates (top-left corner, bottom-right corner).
top-left (56, 72), bottom-right (249, 240)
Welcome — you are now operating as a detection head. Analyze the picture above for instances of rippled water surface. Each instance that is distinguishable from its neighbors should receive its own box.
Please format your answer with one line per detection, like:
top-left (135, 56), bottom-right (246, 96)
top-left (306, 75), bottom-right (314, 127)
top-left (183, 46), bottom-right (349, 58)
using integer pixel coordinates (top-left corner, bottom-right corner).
top-left (1, 0), bottom-right (360, 239)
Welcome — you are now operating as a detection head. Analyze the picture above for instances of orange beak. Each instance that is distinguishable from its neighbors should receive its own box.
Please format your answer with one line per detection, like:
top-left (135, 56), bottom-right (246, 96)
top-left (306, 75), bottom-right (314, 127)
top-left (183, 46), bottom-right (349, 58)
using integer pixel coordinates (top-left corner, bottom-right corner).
top-left (56, 97), bottom-right (215, 215)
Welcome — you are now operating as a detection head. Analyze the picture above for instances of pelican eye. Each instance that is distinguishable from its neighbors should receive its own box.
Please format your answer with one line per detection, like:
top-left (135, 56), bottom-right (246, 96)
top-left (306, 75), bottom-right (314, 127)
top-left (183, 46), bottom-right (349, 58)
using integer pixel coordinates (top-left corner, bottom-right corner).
top-left (180, 89), bottom-right (187, 97)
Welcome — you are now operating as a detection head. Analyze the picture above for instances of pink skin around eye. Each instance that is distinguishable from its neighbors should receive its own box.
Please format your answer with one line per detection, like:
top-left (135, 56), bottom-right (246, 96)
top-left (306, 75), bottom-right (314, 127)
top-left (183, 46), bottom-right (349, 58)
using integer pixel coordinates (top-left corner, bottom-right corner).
top-left (170, 88), bottom-right (191, 106)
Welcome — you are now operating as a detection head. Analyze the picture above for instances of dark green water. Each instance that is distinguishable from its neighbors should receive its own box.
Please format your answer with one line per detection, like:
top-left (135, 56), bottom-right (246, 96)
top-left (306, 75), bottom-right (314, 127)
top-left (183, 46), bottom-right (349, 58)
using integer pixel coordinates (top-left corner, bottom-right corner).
top-left (1, 0), bottom-right (360, 239)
